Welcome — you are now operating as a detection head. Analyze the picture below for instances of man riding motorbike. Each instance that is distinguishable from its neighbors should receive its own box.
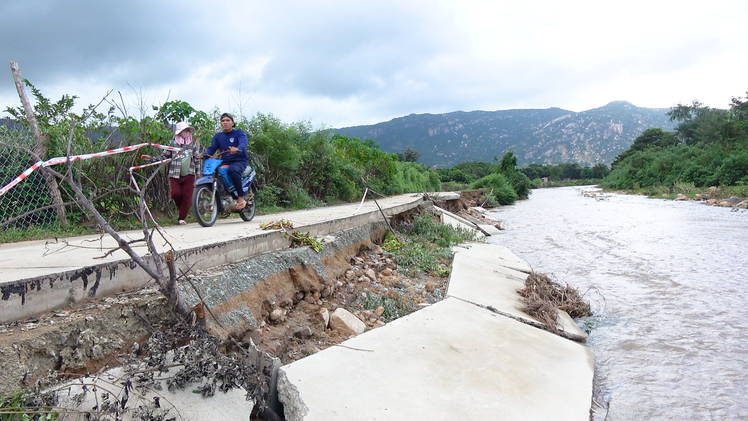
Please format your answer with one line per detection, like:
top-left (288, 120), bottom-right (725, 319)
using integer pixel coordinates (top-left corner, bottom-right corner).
top-left (198, 113), bottom-right (249, 209)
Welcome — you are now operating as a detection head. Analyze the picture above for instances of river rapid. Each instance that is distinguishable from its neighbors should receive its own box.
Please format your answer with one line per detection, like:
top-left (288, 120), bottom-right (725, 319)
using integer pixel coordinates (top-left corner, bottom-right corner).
top-left (486, 186), bottom-right (748, 420)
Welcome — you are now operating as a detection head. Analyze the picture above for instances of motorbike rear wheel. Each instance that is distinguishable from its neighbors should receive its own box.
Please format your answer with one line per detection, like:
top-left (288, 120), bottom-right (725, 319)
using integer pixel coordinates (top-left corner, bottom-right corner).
top-left (192, 184), bottom-right (218, 227)
top-left (239, 191), bottom-right (256, 221)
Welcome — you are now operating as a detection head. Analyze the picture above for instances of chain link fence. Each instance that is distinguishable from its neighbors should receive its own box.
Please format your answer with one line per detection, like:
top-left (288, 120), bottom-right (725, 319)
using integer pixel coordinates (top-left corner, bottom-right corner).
top-left (1, 126), bottom-right (180, 234)
top-left (0, 127), bottom-right (58, 229)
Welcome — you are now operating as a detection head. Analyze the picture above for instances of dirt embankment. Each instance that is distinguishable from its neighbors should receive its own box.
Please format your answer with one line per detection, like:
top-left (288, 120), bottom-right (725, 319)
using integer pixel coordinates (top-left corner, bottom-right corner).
top-left (0, 193), bottom-right (492, 401)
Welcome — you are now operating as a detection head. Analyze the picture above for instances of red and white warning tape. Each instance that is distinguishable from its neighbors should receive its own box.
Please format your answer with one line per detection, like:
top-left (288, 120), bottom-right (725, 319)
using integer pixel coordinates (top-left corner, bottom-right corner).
top-left (0, 143), bottom-right (184, 196)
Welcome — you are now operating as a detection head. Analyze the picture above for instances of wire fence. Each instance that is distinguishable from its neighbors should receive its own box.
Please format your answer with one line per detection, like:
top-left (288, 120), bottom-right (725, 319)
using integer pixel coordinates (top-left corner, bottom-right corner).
top-left (0, 128), bottom-right (58, 229)
top-left (0, 126), bottom-right (184, 233)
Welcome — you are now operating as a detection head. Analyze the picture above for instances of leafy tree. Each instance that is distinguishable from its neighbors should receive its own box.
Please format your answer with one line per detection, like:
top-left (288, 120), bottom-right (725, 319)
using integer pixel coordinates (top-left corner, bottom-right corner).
top-left (437, 167), bottom-right (473, 184)
top-left (495, 151), bottom-right (532, 199)
top-left (390, 161), bottom-right (441, 194)
top-left (667, 101), bottom-right (732, 146)
top-left (246, 113), bottom-right (302, 185)
top-left (497, 150), bottom-right (517, 174)
top-left (330, 134), bottom-right (398, 194)
top-left (610, 128), bottom-right (678, 168)
top-left (730, 92), bottom-right (748, 124)
top-left (519, 164), bottom-right (547, 180)
top-left (606, 91), bottom-right (748, 190)
top-left (454, 161), bottom-right (495, 180)
top-left (154, 100), bottom-right (196, 125)
top-left (397, 148), bottom-right (421, 162)
top-left (589, 163), bottom-right (610, 179)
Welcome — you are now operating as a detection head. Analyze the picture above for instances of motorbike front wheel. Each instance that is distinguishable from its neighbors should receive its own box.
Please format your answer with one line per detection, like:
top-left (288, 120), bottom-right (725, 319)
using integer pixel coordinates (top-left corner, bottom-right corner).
top-left (192, 184), bottom-right (218, 227)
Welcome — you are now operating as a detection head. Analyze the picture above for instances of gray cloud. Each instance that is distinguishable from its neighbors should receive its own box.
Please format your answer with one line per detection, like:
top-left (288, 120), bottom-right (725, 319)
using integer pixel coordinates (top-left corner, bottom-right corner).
top-left (1, 0), bottom-right (746, 128)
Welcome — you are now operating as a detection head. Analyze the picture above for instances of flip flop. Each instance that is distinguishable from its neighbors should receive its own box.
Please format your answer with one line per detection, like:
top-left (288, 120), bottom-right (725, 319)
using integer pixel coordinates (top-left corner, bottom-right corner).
top-left (235, 199), bottom-right (247, 210)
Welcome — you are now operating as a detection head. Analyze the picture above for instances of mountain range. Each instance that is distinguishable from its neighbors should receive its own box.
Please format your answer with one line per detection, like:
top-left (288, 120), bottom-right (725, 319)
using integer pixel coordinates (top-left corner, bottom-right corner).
top-left (333, 101), bottom-right (677, 168)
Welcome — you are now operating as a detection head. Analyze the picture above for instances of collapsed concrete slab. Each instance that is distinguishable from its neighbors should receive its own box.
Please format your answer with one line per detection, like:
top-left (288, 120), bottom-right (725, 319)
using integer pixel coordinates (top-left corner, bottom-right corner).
top-left (476, 223), bottom-right (502, 236)
top-left (448, 243), bottom-right (587, 342)
top-left (431, 206), bottom-right (488, 238)
top-left (278, 297), bottom-right (594, 421)
top-left (452, 241), bottom-right (533, 273)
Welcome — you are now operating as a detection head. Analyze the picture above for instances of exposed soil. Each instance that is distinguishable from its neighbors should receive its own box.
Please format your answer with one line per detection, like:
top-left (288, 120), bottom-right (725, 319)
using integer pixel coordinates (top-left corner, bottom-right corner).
top-left (0, 192), bottom-right (495, 418)
top-left (202, 191), bottom-right (497, 366)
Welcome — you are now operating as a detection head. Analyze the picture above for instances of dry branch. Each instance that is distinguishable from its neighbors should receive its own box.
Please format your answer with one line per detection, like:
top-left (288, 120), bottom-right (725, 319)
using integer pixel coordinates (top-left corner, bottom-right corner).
top-left (9, 60), bottom-right (67, 224)
top-left (517, 271), bottom-right (591, 332)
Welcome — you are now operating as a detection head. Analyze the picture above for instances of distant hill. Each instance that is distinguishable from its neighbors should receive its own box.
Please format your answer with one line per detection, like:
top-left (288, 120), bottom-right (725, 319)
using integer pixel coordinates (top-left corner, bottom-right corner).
top-left (334, 101), bottom-right (677, 167)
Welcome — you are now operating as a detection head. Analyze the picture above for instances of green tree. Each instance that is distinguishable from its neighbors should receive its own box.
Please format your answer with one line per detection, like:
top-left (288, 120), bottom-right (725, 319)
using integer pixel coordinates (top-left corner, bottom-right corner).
top-left (437, 167), bottom-right (473, 184)
top-left (667, 101), bottom-right (733, 146)
top-left (397, 148), bottom-right (421, 162)
top-left (454, 161), bottom-right (495, 180)
top-left (495, 151), bottom-right (532, 200)
top-left (589, 163), bottom-right (610, 179)
top-left (611, 128), bottom-right (679, 169)
top-left (331, 135), bottom-right (399, 194)
top-left (498, 150), bottom-right (518, 174)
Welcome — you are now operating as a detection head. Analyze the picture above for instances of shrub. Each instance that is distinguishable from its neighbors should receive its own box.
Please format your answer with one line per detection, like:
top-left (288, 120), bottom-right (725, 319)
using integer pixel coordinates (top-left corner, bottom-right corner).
top-left (471, 173), bottom-right (518, 205)
top-left (506, 171), bottom-right (533, 200)
top-left (716, 153), bottom-right (748, 185)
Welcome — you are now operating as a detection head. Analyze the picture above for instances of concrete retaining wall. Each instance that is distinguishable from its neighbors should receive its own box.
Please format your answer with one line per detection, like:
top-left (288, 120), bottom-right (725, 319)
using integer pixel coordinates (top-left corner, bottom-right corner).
top-left (0, 195), bottom-right (425, 323)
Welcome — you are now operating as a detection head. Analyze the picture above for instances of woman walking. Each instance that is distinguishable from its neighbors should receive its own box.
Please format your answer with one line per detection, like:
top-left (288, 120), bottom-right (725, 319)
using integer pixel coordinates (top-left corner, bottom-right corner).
top-left (141, 121), bottom-right (200, 225)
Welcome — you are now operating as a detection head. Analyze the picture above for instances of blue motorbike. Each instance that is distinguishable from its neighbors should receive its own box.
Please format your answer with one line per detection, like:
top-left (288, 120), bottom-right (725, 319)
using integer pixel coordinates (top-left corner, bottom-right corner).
top-left (192, 158), bottom-right (257, 227)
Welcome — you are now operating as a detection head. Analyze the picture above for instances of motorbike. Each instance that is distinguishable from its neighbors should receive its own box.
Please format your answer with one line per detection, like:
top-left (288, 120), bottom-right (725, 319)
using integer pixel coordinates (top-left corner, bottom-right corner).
top-left (192, 156), bottom-right (257, 227)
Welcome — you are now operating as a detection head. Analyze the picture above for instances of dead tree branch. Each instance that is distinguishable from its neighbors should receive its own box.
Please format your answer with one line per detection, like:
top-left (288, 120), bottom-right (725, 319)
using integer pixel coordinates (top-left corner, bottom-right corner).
top-left (9, 60), bottom-right (68, 224)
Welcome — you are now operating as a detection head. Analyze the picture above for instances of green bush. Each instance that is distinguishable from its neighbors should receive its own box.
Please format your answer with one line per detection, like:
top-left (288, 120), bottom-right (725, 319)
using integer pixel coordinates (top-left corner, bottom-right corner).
top-left (716, 153), bottom-right (748, 185)
top-left (256, 183), bottom-right (283, 208)
top-left (390, 161), bottom-right (441, 194)
top-left (471, 173), bottom-right (518, 205)
top-left (506, 171), bottom-right (533, 200)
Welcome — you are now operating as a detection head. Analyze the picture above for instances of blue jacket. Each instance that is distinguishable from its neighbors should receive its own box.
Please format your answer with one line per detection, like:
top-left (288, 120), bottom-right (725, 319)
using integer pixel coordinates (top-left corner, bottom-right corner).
top-left (205, 129), bottom-right (249, 165)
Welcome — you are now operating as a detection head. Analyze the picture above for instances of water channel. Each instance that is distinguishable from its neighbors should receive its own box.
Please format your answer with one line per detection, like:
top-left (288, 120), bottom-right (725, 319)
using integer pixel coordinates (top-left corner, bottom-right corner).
top-left (486, 186), bottom-right (748, 420)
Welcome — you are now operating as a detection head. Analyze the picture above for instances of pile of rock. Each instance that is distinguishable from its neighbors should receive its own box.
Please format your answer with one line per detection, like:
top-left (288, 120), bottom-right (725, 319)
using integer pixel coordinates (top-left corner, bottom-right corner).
top-left (675, 193), bottom-right (748, 208)
top-left (328, 244), bottom-right (446, 335)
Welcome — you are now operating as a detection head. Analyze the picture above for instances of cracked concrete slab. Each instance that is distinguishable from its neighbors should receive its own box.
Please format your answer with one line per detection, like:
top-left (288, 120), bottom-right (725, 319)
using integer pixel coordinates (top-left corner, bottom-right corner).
top-left (278, 297), bottom-right (594, 421)
top-left (432, 206), bottom-right (487, 237)
top-left (0, 194), bottom-right (425, 323)
top-left (476, 223), bottom-right (502, 235)
top-left (452, 241), bottom-right (533, 273)
top-left (448, 242), bottom-right (587, 342)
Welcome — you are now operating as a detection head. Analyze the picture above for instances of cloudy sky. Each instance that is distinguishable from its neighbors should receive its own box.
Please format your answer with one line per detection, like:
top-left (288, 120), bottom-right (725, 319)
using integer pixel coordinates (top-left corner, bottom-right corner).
top-left (1, 0), bottom-right (746, 128)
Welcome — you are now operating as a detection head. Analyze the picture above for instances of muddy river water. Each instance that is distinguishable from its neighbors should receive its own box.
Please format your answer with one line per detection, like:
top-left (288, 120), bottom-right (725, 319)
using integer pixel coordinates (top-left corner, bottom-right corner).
top-left (486, 186), bottom-right (748, 420)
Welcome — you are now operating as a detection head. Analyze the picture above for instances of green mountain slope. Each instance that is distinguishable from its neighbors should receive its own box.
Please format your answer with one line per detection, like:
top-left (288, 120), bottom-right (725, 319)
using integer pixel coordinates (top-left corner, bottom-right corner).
top-left (335, 101), bottom-right (676, 167)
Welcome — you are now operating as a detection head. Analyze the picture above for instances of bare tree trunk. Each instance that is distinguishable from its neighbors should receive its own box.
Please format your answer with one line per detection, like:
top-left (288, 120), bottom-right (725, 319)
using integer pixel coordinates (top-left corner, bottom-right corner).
top-left (9, 61), bottom-right (68, 225)
top-left (60, 170), bottom-right (192, 320)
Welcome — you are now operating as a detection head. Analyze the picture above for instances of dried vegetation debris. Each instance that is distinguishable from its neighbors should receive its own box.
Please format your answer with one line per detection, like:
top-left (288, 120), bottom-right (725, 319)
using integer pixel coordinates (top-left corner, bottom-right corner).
top-left (2, 321), bottom-right (279, 421)
top-left (517, 271), bottom-right (592, 332)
